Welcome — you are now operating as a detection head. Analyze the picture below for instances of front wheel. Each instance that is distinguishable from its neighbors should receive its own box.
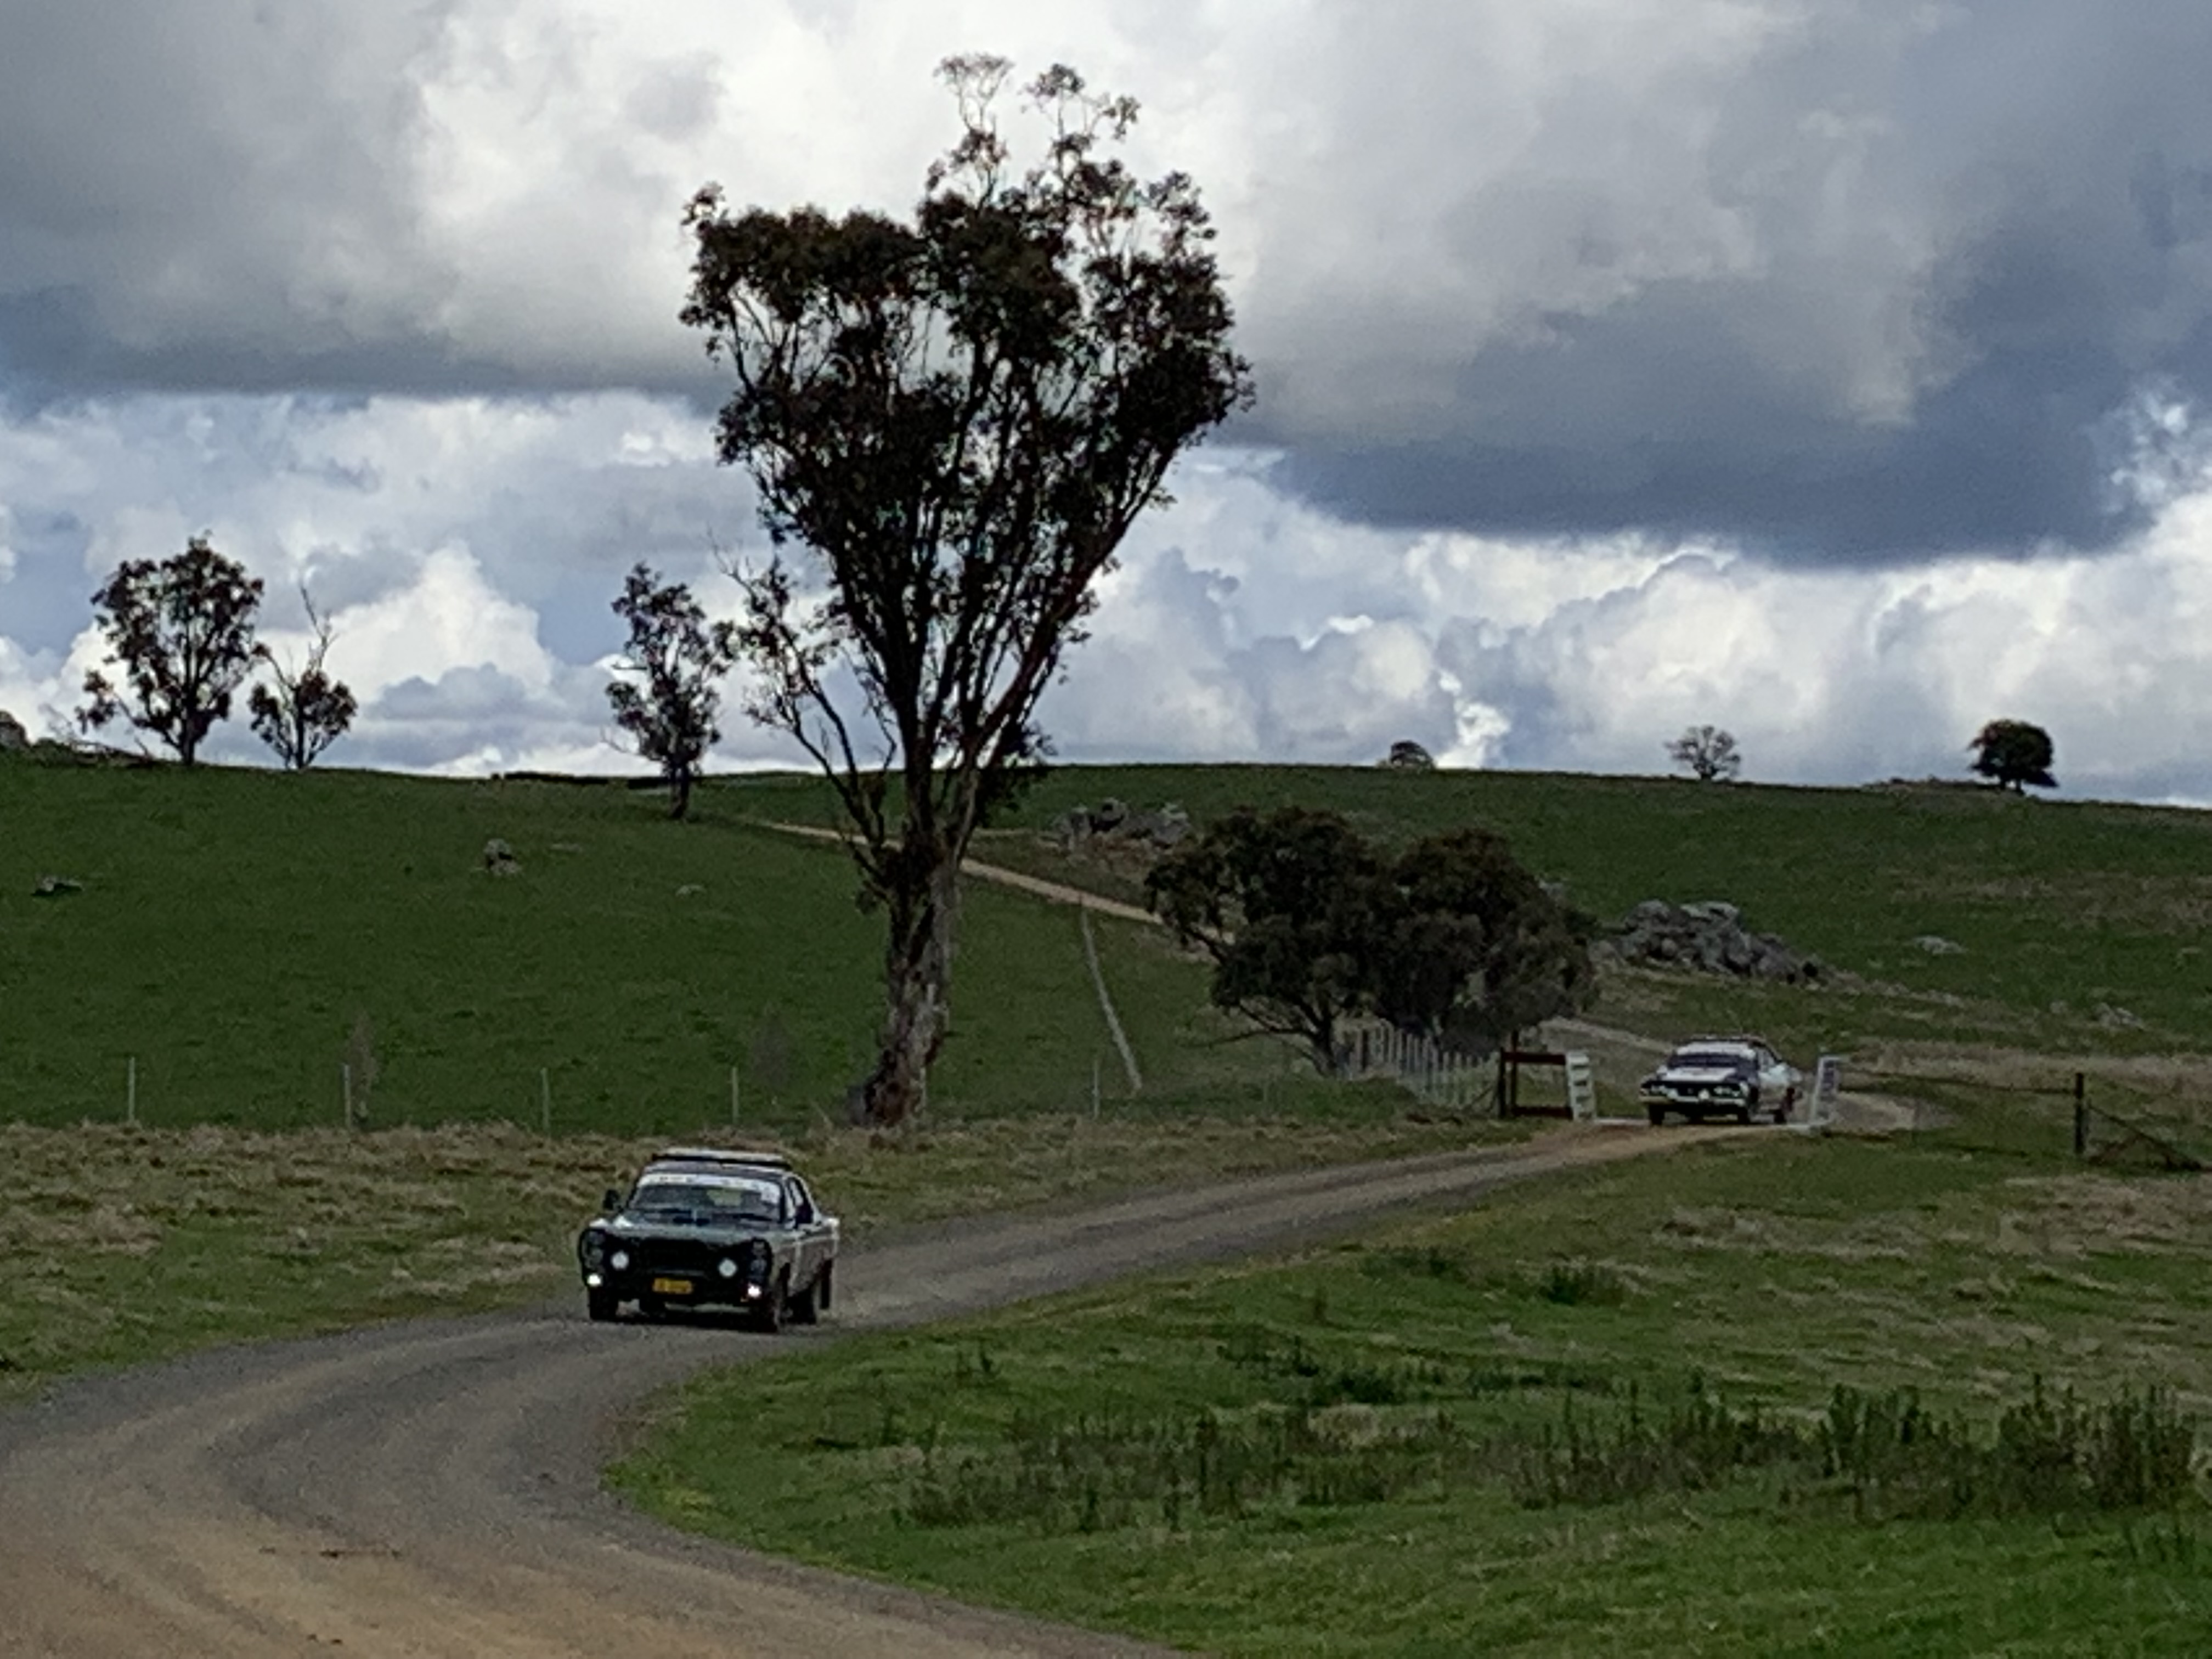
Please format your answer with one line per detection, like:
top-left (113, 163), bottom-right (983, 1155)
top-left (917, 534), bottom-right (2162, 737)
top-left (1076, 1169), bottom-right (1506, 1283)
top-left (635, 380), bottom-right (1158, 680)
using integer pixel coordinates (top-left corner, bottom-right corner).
top-left (1646, 1103), bottom-right (1666, 1127)
top-left (751, 1274), bottom-right (787, 1335)
top-left (788, 1273), bottom-right (819, 1327)
top-left (586, 1286), bottom-right (618, 1323)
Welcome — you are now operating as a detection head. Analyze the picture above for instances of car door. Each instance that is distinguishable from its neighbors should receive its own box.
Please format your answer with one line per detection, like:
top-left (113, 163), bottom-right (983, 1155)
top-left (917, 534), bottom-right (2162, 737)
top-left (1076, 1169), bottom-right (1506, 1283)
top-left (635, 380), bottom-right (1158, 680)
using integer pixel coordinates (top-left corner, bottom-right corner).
top-left (784, 1176), bottom-right (828, 1285)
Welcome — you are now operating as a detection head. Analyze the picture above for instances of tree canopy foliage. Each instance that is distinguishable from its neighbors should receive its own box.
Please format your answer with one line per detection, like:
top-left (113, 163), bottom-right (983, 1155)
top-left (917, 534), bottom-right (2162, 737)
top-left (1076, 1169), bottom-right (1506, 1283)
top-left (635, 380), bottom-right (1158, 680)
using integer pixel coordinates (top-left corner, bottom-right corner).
top-left (79, 537), bottom-right (263, 766)
top-left (606, 563), bottom-right (738, 820)
top-left (1145, 806), bottom-right (1595, 1075)
top-left (1667, 724), bottom-right (1741, 782)
top-left (249, 586), bottom-right (357, 771)
top-left (681, 56), bottom-right (1251, 1123)
top-left (1970, 719), bottom-right (2057, 792)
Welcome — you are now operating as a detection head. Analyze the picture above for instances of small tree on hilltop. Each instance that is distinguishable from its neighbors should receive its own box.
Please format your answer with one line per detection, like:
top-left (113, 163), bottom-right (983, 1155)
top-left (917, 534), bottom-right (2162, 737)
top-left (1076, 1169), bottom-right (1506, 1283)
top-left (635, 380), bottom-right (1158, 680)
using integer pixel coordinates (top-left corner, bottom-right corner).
top-left (1383, 739), bottom-right (1436, 771)
top-left (1970, 719), bottom-right (2056, 792)
top-left (606, 563), bottom-right (738, 820)
top-left (1667, 724), bottom-right (1741, 782)
top-left (79, 536), bottom-right (263, 766)
top-left (682, 56), bottom-right (1251, 1124)
top-left (249, 586), bottom-right (357, 771)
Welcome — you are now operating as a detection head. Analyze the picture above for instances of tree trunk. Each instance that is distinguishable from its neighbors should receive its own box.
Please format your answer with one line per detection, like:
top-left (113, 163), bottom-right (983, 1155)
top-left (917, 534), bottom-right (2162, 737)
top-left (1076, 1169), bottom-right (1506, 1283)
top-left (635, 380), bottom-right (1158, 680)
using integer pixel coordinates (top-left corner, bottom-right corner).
top-left (859, 855), bottom-right (962, 1126)
top-left (670, 764), bottom-right (694, 820)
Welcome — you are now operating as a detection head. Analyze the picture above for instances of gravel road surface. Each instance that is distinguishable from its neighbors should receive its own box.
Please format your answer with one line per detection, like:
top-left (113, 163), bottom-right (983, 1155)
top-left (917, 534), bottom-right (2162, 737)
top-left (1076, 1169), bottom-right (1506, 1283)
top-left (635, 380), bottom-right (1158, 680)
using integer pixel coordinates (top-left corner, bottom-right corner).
top-left (0, 1127), bottom-right (1731, 1658)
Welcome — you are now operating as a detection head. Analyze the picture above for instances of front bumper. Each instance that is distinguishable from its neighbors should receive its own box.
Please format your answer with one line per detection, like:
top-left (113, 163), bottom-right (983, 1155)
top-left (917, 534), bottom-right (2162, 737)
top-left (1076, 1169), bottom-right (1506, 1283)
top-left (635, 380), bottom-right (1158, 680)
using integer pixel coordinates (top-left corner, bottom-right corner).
top-left (583, 1263), bottom-right (772, 1308)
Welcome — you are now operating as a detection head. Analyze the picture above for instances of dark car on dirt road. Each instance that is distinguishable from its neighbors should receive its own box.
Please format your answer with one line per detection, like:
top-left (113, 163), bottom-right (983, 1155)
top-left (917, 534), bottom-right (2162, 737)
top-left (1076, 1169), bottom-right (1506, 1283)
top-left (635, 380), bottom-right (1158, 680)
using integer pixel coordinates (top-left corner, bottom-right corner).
top-left (1640, 1037), bottom-right (1802, 1125)
top-left (577, 1149), bottom-right (838, 1331)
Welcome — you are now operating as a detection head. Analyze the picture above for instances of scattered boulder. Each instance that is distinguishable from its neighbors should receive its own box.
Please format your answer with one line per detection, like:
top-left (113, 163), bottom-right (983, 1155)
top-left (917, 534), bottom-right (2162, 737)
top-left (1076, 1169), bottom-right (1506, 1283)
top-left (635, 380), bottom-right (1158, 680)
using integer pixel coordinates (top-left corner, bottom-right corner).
top-left (1603, 898), bottom-right (1821, 983)
top-left (0, 711), bottom-right (28, 753)
top-left (482, 838), bottom-right (522, 877)
top-left (1914, 934), bottom-right (1966, 956)
top-left (32, 874), bottom-right (83, 898)
top-left (2094, 1003), bottom-right (2143, 1030)
top-left (1051, 800), bottom-right (1191, 854)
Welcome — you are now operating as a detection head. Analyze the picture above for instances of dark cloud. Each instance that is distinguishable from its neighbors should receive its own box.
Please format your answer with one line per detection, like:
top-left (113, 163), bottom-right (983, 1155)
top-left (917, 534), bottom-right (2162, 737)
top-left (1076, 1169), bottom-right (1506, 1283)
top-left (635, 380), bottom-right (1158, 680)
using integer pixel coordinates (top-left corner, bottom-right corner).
top-left (1251, 1), bottom-right (2212, 564)
top-left (0, 0), bottom-right (2203, 572)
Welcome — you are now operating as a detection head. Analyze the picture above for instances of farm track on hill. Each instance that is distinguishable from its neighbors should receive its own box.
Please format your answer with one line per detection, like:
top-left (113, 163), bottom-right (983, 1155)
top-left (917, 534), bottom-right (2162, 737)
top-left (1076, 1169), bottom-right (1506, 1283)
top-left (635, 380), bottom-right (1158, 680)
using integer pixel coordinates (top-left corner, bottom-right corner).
top-left (0, 1127), bottom-right (1741, 1659)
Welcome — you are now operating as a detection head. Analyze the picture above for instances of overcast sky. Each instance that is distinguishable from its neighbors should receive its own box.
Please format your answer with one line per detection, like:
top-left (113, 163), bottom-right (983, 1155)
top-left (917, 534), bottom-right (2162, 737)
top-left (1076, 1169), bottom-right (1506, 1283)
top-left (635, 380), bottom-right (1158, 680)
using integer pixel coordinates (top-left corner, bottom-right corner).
top-left (2, 1), bottom-right (2208, 798)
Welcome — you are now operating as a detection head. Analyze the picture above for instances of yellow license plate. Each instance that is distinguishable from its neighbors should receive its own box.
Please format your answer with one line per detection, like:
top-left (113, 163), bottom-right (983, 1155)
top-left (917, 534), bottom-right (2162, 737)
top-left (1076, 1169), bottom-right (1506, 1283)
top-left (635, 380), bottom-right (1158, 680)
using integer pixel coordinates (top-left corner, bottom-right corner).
top-left (651, 1277), bottom-right (693, 1296)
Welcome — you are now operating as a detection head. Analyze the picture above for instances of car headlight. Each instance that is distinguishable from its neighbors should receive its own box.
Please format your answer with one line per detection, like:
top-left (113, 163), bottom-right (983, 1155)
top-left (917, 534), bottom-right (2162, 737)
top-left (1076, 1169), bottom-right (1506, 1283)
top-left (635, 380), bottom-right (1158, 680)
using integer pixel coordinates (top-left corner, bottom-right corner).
top-left (579, 1233), bottom-right (604, 1268)
top-left (609, 1249), bottom-right (630, 1272)
top-left (717, 1257), bottom-right (738, 1279)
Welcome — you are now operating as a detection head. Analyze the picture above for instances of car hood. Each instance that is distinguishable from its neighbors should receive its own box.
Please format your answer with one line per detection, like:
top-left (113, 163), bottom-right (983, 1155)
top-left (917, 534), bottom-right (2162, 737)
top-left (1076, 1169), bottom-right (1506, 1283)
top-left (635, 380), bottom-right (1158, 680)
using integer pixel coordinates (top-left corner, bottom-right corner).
top-left (596, 1215), bottom-right (780, 1244)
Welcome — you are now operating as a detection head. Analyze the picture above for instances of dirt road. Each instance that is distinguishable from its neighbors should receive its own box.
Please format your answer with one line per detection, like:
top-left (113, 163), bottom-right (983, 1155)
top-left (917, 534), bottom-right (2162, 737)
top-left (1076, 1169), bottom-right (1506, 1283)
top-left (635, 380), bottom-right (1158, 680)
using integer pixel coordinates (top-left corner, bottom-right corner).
top-left (0, 1128), bottom-right (1725, 1658)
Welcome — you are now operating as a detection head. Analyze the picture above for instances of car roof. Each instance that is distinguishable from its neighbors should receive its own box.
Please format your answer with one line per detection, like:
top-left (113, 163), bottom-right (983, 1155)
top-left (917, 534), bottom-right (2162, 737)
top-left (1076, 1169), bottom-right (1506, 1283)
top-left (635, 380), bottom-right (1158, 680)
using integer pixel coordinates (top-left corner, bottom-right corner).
top-left (644, 1146), bottom-right (793, 1172)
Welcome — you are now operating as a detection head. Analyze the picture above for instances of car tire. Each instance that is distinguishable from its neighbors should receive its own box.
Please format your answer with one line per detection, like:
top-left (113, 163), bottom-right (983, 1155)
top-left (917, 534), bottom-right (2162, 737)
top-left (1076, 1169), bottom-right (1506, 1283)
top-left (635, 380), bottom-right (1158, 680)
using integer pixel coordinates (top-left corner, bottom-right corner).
top-left (1778, 1086), bottom-right (1799, 1124)
top-left (789, 1273), bottom-right (820, 1327)
top-left (1646, 1103), bottom-right (1666, 1127)
top-left (752, 1274), bottom-right (787, 1335)
top-left (815, 1261), bottom-right (833, 1312)
top-left (586, 1287), bottom-right (618, 1323)
top-left (637, 1293), bottom-right (667, 1321)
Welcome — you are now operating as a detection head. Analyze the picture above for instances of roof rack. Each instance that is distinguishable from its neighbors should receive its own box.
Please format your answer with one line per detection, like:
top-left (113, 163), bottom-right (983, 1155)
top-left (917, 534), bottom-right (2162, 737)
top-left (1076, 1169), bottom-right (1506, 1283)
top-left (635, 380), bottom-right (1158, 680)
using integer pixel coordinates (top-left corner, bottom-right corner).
top-left (645, 1146), bottom-right (792, 1170)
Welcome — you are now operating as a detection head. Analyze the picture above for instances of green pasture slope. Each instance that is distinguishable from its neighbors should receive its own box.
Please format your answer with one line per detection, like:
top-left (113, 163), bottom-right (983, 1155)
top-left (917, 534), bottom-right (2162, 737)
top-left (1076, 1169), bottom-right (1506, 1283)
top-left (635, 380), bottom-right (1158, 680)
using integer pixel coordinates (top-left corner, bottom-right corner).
top-left (0, 754), bottom-right (1319, 1135)
top-left (619, 1135), bottom-right (2212, 1659)
top-left (924, 763), bottom-right (2212, 1060)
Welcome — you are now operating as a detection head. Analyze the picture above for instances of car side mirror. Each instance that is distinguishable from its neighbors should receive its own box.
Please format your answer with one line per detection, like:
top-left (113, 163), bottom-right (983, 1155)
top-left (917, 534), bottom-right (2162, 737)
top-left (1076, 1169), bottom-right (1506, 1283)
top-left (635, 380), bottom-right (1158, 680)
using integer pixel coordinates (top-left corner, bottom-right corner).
top-left (602, 1188), bottom-right (622, 1214)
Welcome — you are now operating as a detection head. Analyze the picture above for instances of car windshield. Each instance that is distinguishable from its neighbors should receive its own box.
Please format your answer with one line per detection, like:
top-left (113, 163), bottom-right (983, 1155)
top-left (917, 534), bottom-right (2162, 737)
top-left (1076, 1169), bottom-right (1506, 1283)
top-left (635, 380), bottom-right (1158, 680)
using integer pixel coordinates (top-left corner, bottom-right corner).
top-left (626, 1173), bottom-right (782, 1224)
top-left (1670, 1047), bottom-right (1751, 1071)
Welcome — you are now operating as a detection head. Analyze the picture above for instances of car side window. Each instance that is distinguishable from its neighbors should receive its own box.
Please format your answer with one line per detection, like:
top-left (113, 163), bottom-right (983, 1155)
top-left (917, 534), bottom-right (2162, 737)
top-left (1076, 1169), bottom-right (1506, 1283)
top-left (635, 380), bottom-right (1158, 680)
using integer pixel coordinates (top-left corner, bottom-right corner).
top-left (788, 1177), bottom-right (815, 1224)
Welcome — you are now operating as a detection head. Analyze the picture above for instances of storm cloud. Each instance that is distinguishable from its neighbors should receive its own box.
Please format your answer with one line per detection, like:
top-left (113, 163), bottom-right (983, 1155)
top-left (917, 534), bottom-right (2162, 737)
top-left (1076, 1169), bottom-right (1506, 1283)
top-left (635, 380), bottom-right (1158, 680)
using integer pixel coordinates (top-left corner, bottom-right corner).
top-left (1, 1), bottom-right (2209, 797)
top-left (3, 2), bottom-right (2205, 563)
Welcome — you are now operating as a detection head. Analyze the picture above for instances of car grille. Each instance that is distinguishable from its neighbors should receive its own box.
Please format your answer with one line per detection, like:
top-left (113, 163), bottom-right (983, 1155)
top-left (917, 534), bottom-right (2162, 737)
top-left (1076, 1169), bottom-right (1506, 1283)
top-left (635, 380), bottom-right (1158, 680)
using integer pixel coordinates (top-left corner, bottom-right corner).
top-left (631, 1238), bottom-right (737, 1276)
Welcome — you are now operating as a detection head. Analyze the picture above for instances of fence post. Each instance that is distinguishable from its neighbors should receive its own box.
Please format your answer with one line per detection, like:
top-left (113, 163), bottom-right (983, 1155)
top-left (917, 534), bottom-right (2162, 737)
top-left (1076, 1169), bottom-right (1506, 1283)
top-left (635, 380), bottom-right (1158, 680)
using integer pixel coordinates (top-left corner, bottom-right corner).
top-left (2072, 1071), bottom-right (2087, 1158)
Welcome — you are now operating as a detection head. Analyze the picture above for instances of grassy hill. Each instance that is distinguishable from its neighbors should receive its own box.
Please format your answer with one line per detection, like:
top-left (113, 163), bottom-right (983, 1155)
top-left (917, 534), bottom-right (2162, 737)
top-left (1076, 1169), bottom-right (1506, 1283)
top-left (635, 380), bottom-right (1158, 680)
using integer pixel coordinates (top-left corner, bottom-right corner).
top-left (0, 756), bottom-right (1340, 1133)
top-left (937, 764), bottom-right (2212, 1059)
top-left (9, 751), bottom-right (2210, 1138)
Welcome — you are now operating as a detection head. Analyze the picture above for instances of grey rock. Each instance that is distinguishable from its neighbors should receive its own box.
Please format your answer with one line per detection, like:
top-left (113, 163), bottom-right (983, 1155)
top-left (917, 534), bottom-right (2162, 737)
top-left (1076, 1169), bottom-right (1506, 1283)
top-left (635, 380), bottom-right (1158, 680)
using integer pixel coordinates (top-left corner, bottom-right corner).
top-left (1611, 898), bottom-right (1820, 984)
top-left (1914, 934), bottom-right (1966, 955)
top-left (482, 838), bottom-right (522, 876)
top-left (33, 874), bottom-right (83, 897)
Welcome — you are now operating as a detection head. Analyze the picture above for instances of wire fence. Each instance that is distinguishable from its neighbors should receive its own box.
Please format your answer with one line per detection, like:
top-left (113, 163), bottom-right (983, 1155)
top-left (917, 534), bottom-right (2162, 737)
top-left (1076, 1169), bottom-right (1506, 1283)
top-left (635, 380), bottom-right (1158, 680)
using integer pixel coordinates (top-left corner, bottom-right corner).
top-left (1336, 1022), bottom-right (1497, 1114)
top-left (1848, 1064), bottom-right (2207, 1171)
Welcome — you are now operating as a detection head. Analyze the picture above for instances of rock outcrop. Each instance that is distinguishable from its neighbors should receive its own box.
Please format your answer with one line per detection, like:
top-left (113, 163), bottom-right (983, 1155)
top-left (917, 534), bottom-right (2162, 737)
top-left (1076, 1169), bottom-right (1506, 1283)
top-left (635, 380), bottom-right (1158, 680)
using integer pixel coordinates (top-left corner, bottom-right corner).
top-left (1604, 899), bottom-right (1821, 983)
top-left (482, 838), bottom-right (522, 877)
top-left (1050, 799), bottom-right (1191, 854)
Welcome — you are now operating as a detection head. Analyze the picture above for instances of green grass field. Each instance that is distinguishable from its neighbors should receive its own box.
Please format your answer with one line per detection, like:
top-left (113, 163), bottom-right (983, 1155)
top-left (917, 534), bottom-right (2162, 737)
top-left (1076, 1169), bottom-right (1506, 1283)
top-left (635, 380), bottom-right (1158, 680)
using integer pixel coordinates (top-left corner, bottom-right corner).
top-left (12, 750), bottom-right (2212, 1649)
top-left (902, 763), bottom-right (2212, 1059)
top-left (0, 757), bottom-right (1372, 1133)
top-left (614, 1135), bottom-right (2212, 1658)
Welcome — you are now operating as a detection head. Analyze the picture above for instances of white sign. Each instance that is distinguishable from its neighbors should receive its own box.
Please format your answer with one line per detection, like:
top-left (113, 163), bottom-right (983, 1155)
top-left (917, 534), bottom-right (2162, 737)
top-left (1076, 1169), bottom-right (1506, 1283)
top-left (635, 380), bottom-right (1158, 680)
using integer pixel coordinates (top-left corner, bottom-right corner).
top-left (1807, 1054), bottom-right (1843, 1129)
top-left (1565, 1052), bottom-right (1596, 1121)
